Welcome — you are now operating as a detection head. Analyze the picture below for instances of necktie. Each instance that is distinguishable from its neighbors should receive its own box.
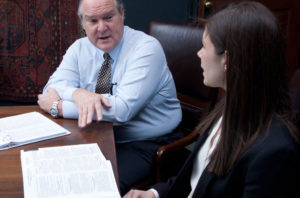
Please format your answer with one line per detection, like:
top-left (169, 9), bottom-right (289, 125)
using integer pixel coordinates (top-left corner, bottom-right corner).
top-left (95, 53), bottom-right (111, 94)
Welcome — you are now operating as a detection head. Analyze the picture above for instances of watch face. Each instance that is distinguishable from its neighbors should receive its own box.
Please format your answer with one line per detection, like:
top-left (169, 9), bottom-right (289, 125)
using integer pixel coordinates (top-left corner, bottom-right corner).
top-left (50, 100), bottom-right (60, 118)
top-left (50, 107), bottom-right (58, 117)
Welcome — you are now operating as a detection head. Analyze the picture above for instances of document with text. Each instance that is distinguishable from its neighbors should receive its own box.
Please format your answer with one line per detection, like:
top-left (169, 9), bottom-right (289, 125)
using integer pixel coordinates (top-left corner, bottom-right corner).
top-left (0, 112), bottom-right (70, 150)
top-left (21, 143), bottom-right (120, 198)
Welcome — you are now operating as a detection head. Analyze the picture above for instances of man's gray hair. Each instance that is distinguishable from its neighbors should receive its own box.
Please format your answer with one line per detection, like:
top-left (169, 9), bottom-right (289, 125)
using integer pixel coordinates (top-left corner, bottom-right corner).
top-left (77, 0), bottom-right (124, 20)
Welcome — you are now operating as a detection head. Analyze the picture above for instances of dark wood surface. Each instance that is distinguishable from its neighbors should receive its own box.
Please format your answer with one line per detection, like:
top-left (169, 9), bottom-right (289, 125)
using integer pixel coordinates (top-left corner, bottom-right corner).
top-left (0, 105), bottom-right (118, 198)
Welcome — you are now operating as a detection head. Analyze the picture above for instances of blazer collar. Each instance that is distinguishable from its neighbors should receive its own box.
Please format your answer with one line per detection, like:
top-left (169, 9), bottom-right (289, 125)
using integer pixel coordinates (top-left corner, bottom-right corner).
top-left (192, 166), bottom-right (216, 198)
top-left (167, 131), bottom-right (210, 198)
top-left (190, 131), bottom-right (217, 198)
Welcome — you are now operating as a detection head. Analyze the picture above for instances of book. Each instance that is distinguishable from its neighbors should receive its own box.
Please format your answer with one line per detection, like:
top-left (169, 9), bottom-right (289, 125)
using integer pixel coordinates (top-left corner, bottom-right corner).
top-left (0, 112), bottom-right (70, 150)
top-left (21, 143), bottom-right (120, 198)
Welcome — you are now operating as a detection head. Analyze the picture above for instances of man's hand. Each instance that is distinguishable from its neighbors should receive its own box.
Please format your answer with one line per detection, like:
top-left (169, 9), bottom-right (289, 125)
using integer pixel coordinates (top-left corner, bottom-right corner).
top-left (123, 189), bottom-right (156, 198)
top-left (72, 88), bottom-right (111, 128)
top-left (37, 87), bottom-right (60, 114)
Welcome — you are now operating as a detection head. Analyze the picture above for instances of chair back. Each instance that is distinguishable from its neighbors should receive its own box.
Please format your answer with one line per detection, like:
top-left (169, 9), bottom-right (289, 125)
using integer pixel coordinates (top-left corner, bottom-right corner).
top-left (149, 21), bottom-right (218, 132)
top-left (289, 69), bottom-right (300, 128)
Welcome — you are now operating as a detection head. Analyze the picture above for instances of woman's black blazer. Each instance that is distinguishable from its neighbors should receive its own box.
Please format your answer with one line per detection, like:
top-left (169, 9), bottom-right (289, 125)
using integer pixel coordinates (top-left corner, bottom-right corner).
top-left (153, 118), bottom-right (300, 198)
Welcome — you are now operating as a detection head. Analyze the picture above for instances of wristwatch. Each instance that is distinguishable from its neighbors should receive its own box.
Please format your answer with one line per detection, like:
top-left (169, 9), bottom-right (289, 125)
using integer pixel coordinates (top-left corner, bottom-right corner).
top-left (50, 99), bottom-right (61, 118)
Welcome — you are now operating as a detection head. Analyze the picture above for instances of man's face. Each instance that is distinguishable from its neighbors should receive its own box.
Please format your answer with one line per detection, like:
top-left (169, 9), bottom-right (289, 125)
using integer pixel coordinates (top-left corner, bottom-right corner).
top-left (81, 0), bottom-right (124, 52)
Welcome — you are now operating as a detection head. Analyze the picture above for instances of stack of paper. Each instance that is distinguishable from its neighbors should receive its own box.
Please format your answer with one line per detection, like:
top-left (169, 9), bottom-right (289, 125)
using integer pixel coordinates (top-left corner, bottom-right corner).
top-left (0, 112), bottom-right (70, 150)
top-left (21, 143), bottom-right (120, 198)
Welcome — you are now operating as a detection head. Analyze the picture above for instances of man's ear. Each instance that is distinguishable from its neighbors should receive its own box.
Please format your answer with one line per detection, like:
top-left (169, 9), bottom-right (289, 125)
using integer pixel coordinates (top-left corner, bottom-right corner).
top-left (120, 8), bottom-right (125, 20)
top-left (80, 16), bottom-right (86, 31)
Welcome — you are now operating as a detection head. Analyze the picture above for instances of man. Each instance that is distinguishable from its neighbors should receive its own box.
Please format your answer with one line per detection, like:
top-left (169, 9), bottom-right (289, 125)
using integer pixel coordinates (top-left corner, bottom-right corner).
top-left (37, 0), bottom-right (182, 194)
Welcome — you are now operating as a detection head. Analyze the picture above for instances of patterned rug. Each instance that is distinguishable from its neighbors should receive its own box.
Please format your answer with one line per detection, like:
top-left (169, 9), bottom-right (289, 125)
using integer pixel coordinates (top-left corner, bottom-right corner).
top-left (0, 0), bottom-right (81, 102)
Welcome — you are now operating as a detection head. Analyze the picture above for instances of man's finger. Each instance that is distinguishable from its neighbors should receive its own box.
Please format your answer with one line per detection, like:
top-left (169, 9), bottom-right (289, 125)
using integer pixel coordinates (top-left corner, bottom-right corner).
top-left (95, 98), bottom-right (103, 121)
top-left (78, 105), bottom-right (83, 127)
top-left (80, 106), bottom-right (88, 128)
top-left (86, 105), bottom-right (94, 124)
top-left (101, 96), bottom-right (112, 108)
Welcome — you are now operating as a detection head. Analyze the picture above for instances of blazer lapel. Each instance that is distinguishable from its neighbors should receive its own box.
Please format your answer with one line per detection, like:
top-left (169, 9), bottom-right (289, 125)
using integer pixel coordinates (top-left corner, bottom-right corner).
top-left (167, 131), bottom-right (209, 198)
top-left (192, 167), bottom-right (216, 198)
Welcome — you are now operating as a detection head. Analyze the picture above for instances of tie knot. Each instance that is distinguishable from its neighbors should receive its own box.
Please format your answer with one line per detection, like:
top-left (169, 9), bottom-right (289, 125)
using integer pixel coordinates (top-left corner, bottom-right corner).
top-left (103, 53), bottom-right (110, 61)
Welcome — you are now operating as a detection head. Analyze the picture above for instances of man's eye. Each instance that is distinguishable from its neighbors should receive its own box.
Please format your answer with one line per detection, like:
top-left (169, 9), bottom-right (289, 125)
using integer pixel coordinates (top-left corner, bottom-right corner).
top-left (105, 16), bottom-right (113, 21)
top-left (89, 19), bottom-right (97, 23)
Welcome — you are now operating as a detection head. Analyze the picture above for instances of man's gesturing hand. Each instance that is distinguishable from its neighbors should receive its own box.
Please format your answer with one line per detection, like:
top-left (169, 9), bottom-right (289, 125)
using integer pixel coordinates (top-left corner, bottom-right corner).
top-left (72, 88), bottom-right (111, 128)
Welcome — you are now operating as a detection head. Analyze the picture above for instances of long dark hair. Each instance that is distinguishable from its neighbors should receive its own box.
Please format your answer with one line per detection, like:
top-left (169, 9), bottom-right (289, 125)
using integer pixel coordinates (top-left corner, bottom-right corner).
top-left (196, 1), bottom-right (299, 176)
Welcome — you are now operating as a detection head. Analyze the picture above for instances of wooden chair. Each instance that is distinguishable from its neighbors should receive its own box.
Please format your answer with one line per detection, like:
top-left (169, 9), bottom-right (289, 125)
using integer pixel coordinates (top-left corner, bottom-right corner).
top-left (133, 21), bottom-right (219, 189)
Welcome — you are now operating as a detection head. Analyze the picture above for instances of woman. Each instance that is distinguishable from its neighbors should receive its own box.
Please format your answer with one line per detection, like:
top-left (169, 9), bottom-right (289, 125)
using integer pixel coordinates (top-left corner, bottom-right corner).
top-left (124, 1), bottom-right (300, 198)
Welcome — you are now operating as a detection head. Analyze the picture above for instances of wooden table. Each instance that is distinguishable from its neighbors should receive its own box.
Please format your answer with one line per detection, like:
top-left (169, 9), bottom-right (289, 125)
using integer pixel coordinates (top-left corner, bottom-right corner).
top-left (0, 105), bottom-right (118, 198)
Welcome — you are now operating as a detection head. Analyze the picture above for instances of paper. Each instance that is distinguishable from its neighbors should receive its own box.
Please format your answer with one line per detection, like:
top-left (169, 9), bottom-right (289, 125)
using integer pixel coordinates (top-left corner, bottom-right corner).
top-left (21, 143), bottom-right (120, 198)
top-left (0, 112), bottom-right (70, 150)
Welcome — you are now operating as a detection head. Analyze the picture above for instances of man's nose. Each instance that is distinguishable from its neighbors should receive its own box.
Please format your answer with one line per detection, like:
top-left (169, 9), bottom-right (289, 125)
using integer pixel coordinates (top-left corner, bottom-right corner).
top-left (97, 20), bottom-right (107, 32)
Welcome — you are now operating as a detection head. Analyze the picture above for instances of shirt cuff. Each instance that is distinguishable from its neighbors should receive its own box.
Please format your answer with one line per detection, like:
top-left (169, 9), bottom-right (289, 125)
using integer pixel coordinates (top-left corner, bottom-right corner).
top-left (61, 100), bottom-right (99, 121)
top-left (62, 87), bottom-right (78, 101)
top-left (62, 100), bottom-right (79, 119)
top-left (149, 189), bottom-right (160, 198)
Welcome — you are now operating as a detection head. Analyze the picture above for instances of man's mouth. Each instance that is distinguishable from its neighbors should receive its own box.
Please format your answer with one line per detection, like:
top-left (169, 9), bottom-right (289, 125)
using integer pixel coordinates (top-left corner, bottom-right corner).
top-left (99, 36), bottom-right (110, 40)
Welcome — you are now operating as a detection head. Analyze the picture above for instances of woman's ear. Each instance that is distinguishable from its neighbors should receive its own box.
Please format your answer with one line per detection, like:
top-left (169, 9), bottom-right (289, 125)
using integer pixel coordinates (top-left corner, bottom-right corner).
top-left (222, 50), bottom-right (228, 70)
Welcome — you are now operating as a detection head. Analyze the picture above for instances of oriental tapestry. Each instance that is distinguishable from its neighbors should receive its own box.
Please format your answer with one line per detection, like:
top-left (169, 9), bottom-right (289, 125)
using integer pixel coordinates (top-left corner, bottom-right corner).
top-left (0, 0), bottom-right (81, 102)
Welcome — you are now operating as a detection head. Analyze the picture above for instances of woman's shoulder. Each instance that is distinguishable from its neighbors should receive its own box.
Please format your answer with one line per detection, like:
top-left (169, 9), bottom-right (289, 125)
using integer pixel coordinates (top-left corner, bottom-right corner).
top-left (244, 118), bottom-right (299, 161)
top-left (233, 118), bottom-right (300, 198)
top-left (265, 118), bottom-right (298, 150)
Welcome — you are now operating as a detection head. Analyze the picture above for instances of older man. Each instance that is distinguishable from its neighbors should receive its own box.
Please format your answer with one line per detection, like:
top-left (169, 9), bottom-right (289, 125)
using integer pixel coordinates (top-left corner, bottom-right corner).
top-left (38, 0), bottom-right (182, 194)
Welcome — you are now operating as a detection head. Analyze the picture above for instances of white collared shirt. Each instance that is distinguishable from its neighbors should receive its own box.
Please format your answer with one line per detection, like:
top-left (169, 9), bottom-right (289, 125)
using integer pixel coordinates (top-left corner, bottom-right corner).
top-left (188, 117), bottom-right (222, 197)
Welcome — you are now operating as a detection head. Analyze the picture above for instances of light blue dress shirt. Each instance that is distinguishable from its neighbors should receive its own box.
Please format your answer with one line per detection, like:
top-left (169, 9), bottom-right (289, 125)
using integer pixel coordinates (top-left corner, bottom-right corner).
top-left (43, 26), bottom-right (182, 143)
